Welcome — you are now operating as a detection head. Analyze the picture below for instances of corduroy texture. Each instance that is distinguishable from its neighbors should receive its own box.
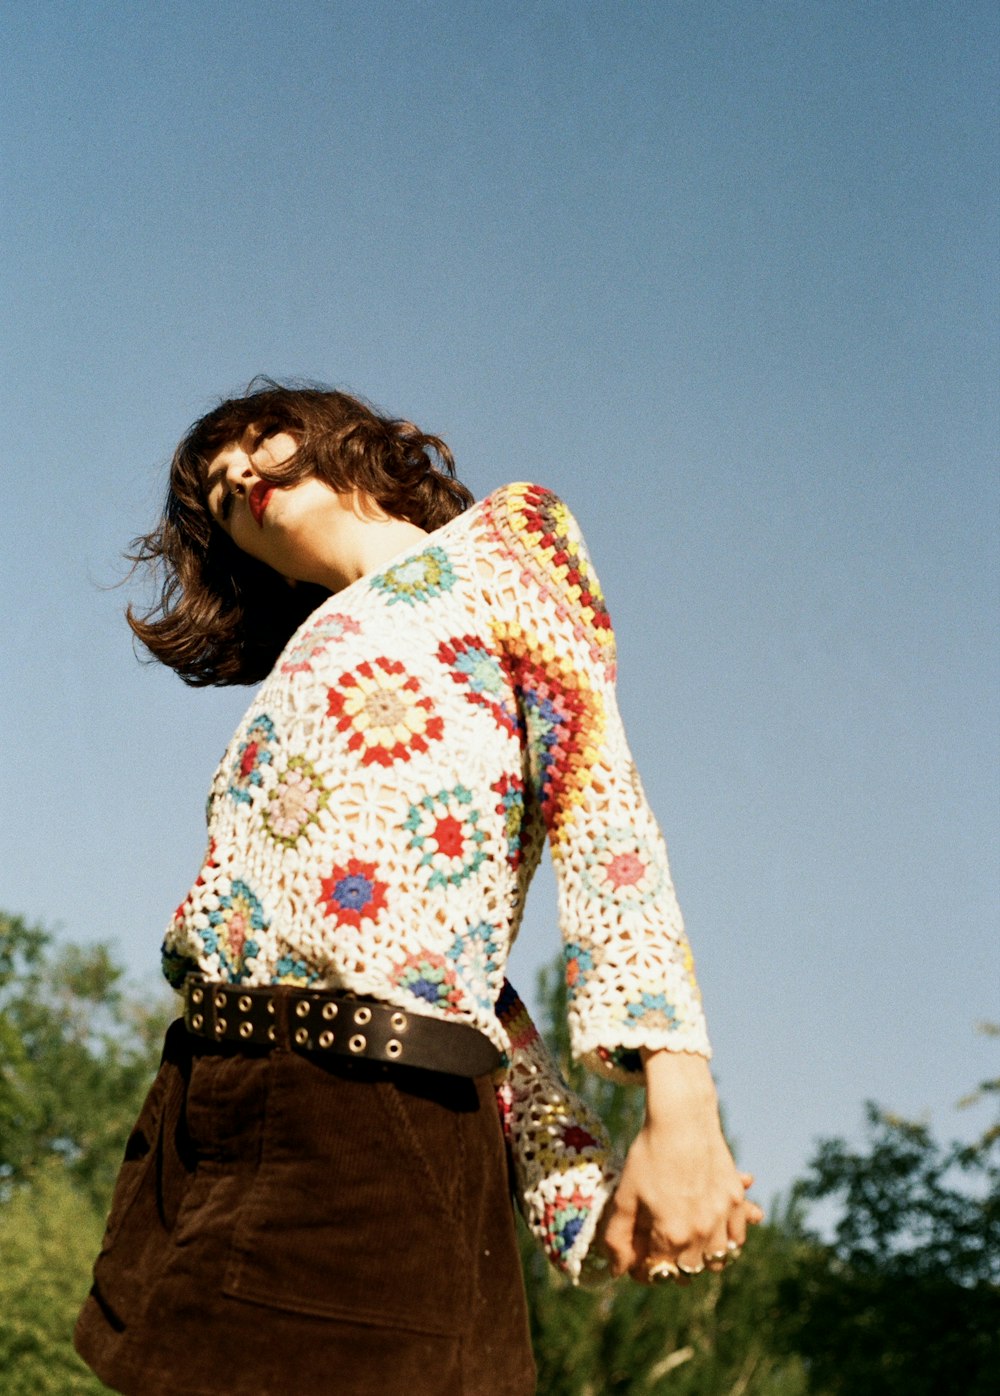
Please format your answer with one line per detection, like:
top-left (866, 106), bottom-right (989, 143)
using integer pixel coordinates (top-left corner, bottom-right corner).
top-left (74, 1017), bottom-right (535, 1396)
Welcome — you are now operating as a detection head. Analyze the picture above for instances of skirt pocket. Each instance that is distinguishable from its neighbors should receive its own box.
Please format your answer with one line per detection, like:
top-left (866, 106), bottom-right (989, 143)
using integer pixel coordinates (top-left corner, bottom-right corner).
top-left (222, 1051), bottom-right (469, 1335)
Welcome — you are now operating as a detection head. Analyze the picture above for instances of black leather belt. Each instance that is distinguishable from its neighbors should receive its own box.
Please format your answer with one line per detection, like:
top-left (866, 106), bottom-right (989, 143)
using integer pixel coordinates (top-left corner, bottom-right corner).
top-left (183, 975), bottom-right (502, 1078)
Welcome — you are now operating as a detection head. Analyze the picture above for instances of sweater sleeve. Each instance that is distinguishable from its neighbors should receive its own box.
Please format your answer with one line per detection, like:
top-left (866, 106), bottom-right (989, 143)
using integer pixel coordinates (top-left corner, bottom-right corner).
top-left (482, 483), bottom-right (711, 1082)
top-left (494, 980), bottom-right (620, 1284)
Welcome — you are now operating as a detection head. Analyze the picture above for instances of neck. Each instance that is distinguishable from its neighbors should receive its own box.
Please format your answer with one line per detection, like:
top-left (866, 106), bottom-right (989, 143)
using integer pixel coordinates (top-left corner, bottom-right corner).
top-left (316, 494), bottom-right (429, 593)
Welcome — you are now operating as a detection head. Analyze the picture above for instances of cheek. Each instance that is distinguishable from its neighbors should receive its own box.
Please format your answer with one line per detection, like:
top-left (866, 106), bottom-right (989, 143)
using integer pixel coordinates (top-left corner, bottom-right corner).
top-left (260, 432), bottom-right (301, 469)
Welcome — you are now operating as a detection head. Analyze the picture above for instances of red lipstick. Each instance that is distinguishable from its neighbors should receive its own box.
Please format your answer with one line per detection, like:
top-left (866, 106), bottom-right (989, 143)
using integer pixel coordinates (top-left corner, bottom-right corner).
top-left (249, 482), bottom-right (274, 526)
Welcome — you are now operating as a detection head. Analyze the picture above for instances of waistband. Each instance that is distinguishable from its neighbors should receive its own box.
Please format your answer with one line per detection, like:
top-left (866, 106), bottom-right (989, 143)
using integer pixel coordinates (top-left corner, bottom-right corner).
top-left (182, 975), bottom-right (503, 1079)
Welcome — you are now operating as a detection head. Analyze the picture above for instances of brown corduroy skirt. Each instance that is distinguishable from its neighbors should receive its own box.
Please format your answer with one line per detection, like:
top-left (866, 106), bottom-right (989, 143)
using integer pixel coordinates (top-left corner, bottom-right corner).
top-left (74, 1016), bottom-right (536, 1396)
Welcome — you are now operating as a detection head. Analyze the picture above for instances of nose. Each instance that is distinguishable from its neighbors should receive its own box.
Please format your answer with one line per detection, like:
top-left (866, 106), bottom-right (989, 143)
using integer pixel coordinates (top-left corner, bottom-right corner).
top-left (224, 452), bottom-right (256, 494)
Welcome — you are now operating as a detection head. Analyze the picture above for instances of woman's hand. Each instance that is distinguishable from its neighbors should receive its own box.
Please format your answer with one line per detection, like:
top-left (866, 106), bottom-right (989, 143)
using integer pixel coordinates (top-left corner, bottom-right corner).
top-left (599, 1049), bottom-right (764, 1282)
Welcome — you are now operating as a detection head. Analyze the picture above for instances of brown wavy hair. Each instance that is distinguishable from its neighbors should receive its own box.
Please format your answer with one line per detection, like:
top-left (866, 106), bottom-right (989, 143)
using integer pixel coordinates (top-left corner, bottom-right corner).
top-left (127, 380), bottom-right (474, 687)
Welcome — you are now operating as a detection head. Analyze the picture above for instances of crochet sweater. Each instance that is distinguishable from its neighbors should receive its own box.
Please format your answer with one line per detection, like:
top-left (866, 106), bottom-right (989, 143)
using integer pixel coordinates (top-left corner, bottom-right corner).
top-left (162, 483), bottom-right (710, 1275)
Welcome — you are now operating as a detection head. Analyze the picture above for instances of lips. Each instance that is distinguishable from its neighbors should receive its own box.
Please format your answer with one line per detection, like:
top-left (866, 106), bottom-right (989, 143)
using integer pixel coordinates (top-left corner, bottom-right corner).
top-left (248, 481), bottom-right (275, 526)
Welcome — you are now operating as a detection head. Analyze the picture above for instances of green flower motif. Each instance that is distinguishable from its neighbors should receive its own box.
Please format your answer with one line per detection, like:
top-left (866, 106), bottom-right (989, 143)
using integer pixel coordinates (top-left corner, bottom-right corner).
top-left (404, 785), bottom-right (487, 888)
top-left (371, 547), bottom-right (457, 606)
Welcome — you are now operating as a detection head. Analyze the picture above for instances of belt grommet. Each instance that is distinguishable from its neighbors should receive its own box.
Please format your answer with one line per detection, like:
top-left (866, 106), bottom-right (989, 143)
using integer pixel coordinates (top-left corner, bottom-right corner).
top-left (349, 1034), bottom-right (366, 1053)
top-left (267, 1025), bottom-right (276, 1042)
top-left (390, 1012), bottom-right (407, 1032)
top-left (238, 995), bottom-right (252, 1012)
top-left (319, 1030), bottom-right (334, 1048)
top-left (216, 1017), bottom-right (227, 1035)
top-left (239, 1021), bottom-right (253, 1039)
top-left (386, 1039), bottom-right (402, 1059)
top-left (294, 1026), bottom-right (310, 1046)
top-left (191, 987), bottom-right (204, 1005)
top-left (191, 1013), bottom-right (203, 1030)
top-left (322, 1002), bottom-right (338, 1021)
top-left (267, 1000), bottom-right (276, 1015)
top-left (354, 1006), bottom-right (372, 1026)
top-left (214, 992), bottom-right (227, 1009)
top-left (295, 1000), bottom-right (311, 1018)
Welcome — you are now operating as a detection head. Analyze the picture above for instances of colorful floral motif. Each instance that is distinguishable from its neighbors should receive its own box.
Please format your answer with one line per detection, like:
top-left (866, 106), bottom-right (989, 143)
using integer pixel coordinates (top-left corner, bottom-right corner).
top-left (370, 546), bottom-right (456, 606)
top-left (446, 921), bottom-right (502, 1006)
top-left (622, 991), bottom-right (679, 1031)
top-left (491, 772), bottom-right (525, 870)
top-left (228, 715), bottom-right (277, 804)
top-left (404, 786), bottom-right (487, 888)
top-left (564, 940), bottom-right (595, 990)
top-left (392, 950), bottom-right (464, 1011)
top-left (540, 1188), bottom-right (599, 1262)
top-left (581, 827), bottom-right (664, 911)
top-left (280, 613), bottom-right (361, 675)
top-left (262, 756), bottom-right (329, 847)
top-left (317, 859), bottom-right (389, 928)
top-left (204, 879), bottom-right (266, 981)
top-left (274, 954), bottom-right (317, 985)
top-left (493, 624), bottom-right (605, 847)
top-left (437, 634), bottom-right (519, 734)
top-left (326, 658), bottom-right (444, 766)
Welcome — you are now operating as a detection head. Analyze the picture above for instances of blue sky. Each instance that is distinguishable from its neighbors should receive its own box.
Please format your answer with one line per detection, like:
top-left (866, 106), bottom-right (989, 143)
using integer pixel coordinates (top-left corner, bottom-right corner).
top-left (3, 0), bottom-right (998, 1205)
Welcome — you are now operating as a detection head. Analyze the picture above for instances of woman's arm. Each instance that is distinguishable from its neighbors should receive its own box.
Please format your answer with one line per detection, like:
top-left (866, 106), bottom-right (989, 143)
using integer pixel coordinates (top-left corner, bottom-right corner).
top-left (601, 1049), bottom-right (763, 1280)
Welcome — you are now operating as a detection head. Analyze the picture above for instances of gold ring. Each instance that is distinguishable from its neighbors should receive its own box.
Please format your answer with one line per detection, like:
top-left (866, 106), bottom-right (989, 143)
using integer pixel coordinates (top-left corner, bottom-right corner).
top-left (727, 1242), bottom-right (743, 1261)
top-left (704, 1250), bottom-right (730, 1266)
top-left (647, 1259), bottom-right (680, 1284)
top-left (676, 1260), bottom-right (705, 1277)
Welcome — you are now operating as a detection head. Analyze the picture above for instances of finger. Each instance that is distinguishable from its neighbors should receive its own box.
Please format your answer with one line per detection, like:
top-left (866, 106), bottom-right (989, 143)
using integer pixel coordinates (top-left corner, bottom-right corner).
top-left (601, 1193), bottom-right (641, 1278)
top-left (675, 1258), bottom-right (707, 1280)
top-left (739, 1172), bottom-right (754, 1190)
top-left (638, 1258), bottom-right (690, 1287)
top-left (727, 1204), bottom-right (748, 1250)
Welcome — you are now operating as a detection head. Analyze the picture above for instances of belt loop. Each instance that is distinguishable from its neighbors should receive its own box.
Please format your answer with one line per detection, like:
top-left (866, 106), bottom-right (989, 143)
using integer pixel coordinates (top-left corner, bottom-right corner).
top-left (270, 984), bottom-right (290, 1049)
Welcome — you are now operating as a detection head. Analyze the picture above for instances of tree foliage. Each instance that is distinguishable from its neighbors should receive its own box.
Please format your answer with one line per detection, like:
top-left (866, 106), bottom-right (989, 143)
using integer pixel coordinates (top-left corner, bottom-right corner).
top-left (0, 1165), bottom-right (108, 1394)
top-left (0, 911), bottom-right (171, 1207)
top-left (0, 913), bottom-right (171, 1392)
top-left (780, 1088), bottom-right (1000, 1395)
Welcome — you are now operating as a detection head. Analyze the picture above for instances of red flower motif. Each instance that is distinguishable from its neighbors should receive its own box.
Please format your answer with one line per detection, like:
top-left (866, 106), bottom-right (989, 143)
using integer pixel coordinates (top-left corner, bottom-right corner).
top-left (327, 657), bottom-right (443, 766)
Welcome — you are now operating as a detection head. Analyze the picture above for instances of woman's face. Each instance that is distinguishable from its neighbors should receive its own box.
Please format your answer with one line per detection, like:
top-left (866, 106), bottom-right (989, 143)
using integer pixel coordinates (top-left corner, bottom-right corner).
top-left (203, 427), bottom-right (350, 586)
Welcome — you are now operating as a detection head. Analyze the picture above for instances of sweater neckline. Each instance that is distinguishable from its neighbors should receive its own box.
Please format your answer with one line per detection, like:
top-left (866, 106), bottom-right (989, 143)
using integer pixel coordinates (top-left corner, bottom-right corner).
top-left (281, 493), bottom-right (483, 643)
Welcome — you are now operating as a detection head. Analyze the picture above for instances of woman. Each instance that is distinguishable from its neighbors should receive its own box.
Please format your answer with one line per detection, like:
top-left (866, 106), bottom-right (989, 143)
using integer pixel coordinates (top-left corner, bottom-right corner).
top-left (75, 382), bottom-right (761, 1395)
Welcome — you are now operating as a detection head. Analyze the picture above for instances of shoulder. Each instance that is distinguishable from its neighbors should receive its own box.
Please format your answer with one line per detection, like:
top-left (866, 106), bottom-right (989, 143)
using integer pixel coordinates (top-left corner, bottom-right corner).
top-left (477, 482), bottom-right (592, 568)
top-left (476, 482), bottom-right (616, 675)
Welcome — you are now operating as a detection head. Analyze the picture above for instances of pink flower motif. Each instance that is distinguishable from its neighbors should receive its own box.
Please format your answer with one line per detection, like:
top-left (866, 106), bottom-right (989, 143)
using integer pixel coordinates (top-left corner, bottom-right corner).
top-left (262, 757), bottom-right (329, 847)
top-left (281, 614), bottom-right (362, 675)
top-left (603, 850), bottom-right (646, 888)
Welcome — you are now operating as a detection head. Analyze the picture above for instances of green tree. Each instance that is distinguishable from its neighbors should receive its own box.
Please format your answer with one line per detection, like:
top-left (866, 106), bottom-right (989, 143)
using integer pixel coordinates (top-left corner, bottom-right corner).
top-left (0, 911), bottom-right (171, 1207)
top-left (0, 913), bottom-right (171, 1392)
top-left (0, 1165), bottom-right (107, 1394)
top-left (781, 1070), bottom-right (1000, 1396)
